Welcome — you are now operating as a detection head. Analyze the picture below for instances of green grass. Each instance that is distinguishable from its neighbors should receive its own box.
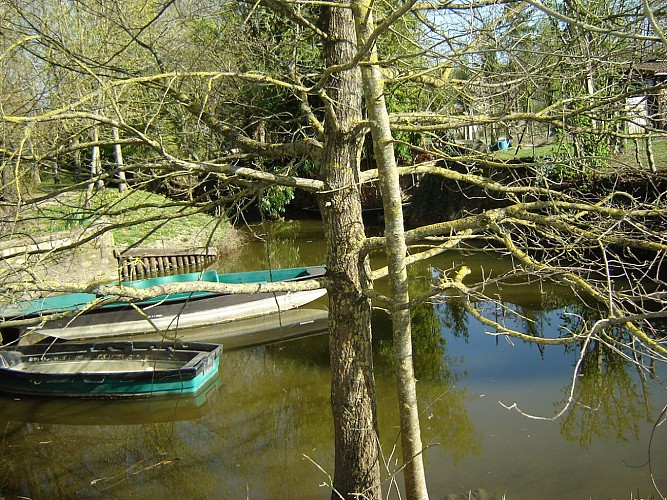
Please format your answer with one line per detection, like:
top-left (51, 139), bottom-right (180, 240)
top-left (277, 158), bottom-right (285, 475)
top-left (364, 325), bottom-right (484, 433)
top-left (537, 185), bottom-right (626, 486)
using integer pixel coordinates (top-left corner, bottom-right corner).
top-left (619, 137), bottom-right (667, 169)
top-left (12, 187), bottom-right (232, 251)
top-left (493, 137), bottom-right (667, 169)
top-left (493, 143), bottom-right (564, 160)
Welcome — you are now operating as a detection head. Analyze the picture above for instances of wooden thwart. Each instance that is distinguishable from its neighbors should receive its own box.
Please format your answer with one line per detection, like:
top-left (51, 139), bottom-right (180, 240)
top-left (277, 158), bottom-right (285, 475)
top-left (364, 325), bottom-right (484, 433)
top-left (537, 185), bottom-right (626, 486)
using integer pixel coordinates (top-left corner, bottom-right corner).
top-left (115, 248), bottom-right (217, 280)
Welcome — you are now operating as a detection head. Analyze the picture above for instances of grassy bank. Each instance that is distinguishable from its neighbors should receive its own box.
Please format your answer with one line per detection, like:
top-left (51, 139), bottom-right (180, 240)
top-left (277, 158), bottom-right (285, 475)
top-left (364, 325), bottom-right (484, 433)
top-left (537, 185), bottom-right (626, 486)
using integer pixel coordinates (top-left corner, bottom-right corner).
top-left (9, 187), bottom-right (243, 254)
top-left (493, 137), bottom-right (667, 168)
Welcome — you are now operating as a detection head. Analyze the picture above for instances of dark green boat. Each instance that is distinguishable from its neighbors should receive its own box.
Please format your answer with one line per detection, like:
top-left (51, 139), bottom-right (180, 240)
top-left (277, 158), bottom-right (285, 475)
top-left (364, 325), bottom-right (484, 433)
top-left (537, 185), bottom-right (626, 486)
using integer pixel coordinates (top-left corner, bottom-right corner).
top-left (0, 341), bottom-right (222, 398)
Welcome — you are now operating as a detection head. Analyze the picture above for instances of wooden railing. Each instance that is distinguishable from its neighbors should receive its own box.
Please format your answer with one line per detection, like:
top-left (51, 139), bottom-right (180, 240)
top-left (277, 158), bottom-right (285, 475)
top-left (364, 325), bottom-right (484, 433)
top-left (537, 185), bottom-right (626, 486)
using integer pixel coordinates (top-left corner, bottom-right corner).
top-left (115, 248), bottom-right (218, 280)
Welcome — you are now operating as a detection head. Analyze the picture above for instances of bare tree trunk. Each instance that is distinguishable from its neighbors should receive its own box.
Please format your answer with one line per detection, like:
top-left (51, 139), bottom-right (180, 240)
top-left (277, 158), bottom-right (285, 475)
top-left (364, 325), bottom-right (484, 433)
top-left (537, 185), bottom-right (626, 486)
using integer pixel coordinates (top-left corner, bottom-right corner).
top-left (352, 2), bottom-right (428, 498)
top-left (111, 125), bottom-right (127, 192)
top-left (320, 6), bottom-right (381, 499)
top-left (634, 138), bottom-right (644, 169)
top-left (71, 136), bottom-right (82, 183)
top-left (1, 159), bottom-right (18, 203)
top-left (85, 126), bottom-right (103, 208)
top-left (646, 136), bottom-right (657, 173)
top-left (2, 132), bottom-right (29, 204)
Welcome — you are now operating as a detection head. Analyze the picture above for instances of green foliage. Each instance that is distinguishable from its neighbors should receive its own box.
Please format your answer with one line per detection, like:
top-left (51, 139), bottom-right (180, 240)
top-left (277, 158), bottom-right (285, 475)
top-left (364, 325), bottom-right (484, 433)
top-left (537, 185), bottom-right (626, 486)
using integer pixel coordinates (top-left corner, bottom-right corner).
top-left (393, 131), bottom-right (422, 164)
top-left (259, 186), bottom-right (295, 219)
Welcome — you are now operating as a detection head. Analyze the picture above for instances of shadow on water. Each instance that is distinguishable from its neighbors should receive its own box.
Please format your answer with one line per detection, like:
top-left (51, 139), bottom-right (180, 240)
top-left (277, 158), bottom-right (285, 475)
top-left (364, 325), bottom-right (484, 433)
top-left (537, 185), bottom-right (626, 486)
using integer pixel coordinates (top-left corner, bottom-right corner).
top-left (0, 219), bottom-right (665, 499)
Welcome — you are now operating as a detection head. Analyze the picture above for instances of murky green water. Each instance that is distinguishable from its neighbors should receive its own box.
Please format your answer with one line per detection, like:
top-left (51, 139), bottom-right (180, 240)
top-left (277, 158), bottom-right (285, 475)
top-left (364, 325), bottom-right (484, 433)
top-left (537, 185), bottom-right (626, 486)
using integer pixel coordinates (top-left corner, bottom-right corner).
top-left (1, 219), bottom-right (665, 499)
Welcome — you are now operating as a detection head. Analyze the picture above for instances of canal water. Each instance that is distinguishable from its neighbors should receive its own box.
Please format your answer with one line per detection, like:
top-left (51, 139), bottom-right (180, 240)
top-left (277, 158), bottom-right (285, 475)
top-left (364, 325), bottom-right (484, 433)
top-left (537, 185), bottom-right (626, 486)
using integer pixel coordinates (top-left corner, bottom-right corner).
top-left (0, 219), bottom-right (665, 499)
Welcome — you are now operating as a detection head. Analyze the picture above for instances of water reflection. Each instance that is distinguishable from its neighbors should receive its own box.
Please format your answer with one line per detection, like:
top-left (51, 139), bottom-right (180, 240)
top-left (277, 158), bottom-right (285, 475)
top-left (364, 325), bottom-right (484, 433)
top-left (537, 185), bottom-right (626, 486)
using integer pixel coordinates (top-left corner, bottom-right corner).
top-left (0, 378), bottom-right (220, 425)
top-left (558, 341), bottom-right (650, 448)
top-left (0, 336), bottom-right (334, 499)
top-left (374, 308), bottom-right (482, 468)
top-left (218, 220), bottom-right (315, 274)
top-left (0, 220), bottom-right (665, 499)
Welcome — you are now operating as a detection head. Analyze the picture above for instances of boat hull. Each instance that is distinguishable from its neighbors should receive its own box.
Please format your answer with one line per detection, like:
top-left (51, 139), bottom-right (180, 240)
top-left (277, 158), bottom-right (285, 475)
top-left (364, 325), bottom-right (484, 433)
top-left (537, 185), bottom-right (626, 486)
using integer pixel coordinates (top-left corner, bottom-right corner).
top-left (0, 341), bottom-right (222, 398)
top-left (1, 266), bottom-right (327, 342)
top-left (28, 288), bottom-right (327, 340)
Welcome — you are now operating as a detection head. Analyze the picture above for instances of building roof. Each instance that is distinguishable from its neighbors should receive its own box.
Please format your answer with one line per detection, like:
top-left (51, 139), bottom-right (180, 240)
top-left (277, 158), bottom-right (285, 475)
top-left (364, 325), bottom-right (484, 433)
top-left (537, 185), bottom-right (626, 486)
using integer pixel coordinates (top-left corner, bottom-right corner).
top-left (636, 60), bottom-right (667, 75)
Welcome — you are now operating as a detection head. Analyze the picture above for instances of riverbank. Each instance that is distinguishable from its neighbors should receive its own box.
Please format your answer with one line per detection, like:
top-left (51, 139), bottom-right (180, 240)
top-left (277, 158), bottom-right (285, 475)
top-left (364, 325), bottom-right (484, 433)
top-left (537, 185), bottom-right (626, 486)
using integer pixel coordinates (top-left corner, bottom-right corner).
top-left (0, 188), bottom-right (245, 293)
top-left (407, 155), bottom-right (667, 225)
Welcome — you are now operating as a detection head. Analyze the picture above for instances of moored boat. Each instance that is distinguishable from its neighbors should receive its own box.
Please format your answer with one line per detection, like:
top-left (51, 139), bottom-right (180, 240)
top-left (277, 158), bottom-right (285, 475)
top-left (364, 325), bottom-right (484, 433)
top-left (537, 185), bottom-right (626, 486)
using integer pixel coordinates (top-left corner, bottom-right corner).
top-left (0, 341), bottom-right (222, 398)
top-left (0, 266), bottom-right (326, 343)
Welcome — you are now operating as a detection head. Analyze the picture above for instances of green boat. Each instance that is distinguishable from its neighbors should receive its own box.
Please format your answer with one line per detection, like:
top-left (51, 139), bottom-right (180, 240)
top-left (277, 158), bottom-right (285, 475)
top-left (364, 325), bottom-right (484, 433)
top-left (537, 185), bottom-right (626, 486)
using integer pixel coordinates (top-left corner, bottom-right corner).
top-left (0, 341), bottom-right (222, 399)
top-left (0, 266), bottom-right (326, 343)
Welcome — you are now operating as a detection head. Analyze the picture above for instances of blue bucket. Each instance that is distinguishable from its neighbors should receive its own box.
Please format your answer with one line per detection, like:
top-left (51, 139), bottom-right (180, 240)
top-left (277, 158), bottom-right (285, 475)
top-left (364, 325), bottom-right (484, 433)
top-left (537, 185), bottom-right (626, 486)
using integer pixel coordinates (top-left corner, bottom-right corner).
top-left (497, 139), bottom-right (509, 150)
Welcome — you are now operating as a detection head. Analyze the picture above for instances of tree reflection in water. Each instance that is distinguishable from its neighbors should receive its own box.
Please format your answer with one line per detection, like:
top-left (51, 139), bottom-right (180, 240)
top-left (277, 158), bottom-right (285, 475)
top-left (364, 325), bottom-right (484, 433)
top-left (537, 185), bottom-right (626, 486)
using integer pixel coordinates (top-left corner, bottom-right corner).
top-left (0, 257), bottom-right (664, 498)
top-left (559, 340), bottom-right (649, 448)
top-left (375, 303), bottom-right (482, 471)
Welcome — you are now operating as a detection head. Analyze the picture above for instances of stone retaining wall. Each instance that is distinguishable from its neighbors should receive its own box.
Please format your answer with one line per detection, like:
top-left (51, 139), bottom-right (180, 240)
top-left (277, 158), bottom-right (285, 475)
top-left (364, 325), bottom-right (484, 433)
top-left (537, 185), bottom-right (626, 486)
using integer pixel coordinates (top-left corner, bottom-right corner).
top-left (1, 226), bottom-right (118, 299)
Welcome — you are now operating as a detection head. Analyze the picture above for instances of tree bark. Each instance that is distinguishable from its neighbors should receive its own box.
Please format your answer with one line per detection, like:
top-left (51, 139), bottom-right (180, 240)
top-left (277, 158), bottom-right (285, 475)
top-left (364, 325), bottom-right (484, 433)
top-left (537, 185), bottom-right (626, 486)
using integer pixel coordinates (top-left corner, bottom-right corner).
top-left (319, 6), bottom-right (381, 499)
top-left (71, 136), bottom-right (82, 183)
top-left (85, 125), bottom-right (103, 208)
top-left (1, 159), bottom-right (18, 203)
top-left (352, 2), bottom-right (429, 498)
top-left (646, 136), bottom-right (657, 173)
top-left (111, 125), bottom-right (127, 192)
